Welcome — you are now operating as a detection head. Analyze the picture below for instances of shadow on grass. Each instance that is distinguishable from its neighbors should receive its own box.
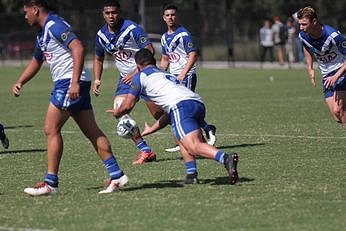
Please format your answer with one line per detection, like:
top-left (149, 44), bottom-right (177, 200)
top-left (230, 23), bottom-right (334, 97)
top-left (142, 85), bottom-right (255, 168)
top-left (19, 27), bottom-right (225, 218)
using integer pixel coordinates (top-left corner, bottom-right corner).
top-left (3, 125), bottom-right (34, 129)
top-left (0, 149), bottom-right (46, 155)
top-left (217, 142), bottom-right (265, 149)
top-left (89, 176), bottom-right (255, 192)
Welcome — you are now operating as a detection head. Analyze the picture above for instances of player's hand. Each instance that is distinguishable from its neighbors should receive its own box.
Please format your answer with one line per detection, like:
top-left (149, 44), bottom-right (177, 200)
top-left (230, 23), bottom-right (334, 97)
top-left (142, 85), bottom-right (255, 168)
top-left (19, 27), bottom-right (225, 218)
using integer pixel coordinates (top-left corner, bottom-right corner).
top-left (323, 75), bottom-right (337, 89)
top-left (177, 74), bottom-right (185, 82)
top-left (69, 82), bottom-right (80, 100)
top-left (308, 69), bottom-right (316, 87)
top-left (122, 73), bottom-right (134, 85)
top-left (92, 80), bottom-right (101, 96)
top-left (141, 122), bottom-right (153, 137)
top-left (12, 83), bottom-right (22, 97)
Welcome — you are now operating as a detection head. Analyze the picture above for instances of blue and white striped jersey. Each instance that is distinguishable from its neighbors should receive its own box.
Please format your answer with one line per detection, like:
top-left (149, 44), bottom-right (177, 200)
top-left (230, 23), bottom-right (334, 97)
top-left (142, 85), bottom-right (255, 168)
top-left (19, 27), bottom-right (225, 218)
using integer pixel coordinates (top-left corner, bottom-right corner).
top-left (34, 13), bottom-right (90, 82)
top-left (129, 66), bottom-right (202, 113)
top-left (95, 19), bottom-right (151, 77)
top-left (299, 24), bottom-right (346, 77)
top-left (161, 26), bottom-right (197, 75)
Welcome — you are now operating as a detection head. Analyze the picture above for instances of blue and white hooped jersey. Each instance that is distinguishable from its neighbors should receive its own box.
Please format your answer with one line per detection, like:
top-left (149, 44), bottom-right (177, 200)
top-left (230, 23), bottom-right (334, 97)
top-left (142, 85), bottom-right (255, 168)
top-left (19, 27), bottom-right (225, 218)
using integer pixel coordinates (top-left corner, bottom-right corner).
top-left (95, 19), bottom-right (152, 77)
top-left (129, 66), bottom-right (202, 113)
top-left (299, 24), bottom-right (346, 77)
top-left (34, 13), bottom-right (90, 82)
top-left (161, 26), bottom-right (197, 75)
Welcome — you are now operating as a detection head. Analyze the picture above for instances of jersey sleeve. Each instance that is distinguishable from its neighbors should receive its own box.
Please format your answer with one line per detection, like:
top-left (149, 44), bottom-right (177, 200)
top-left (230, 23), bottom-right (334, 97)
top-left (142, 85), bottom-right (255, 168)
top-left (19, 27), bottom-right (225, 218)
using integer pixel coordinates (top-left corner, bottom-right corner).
top-left (132, 26), bottom-right (152, 49)
top-left (182, 33), bottom-right (197, 54)
top-left (161, 36), bottom-right (167, 55)
top-left (129, 73), bottom-right (142, 98)
top-left (335, 33), bottom-right (346, 55)
top-left (33, 39), bottom-right (43, 61)
top-left (50, 22), bottom-right (77, 48)
top-left (95, 34), bottom-right (105, 57)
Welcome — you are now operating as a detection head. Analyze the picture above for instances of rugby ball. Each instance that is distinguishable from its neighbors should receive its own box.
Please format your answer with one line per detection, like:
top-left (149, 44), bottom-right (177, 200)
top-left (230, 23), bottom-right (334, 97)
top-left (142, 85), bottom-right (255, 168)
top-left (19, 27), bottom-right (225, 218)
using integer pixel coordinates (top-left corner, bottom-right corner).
top-left (116, 116), bottom-right (138, 139)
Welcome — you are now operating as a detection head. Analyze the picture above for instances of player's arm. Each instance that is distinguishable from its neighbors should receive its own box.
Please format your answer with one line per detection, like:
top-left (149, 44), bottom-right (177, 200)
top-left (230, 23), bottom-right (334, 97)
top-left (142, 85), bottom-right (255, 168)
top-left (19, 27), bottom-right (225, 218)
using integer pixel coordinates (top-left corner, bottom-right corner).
top-left (68, 39), bottom-right (84, 100)
top-left (177, 51), bottom-right (198, 81)
top-left (303, 46), bottom-right (316, 87)
top-left (12, 57), bottom-right (43, 97)
top-left (141, 112), bottom-right (170, 137)
top-left (93, 54), bottom-right (104, 96)
top-left (160, 54), bottom-right (170, 71)
top-left (113, 94), bottom-right (137, 119)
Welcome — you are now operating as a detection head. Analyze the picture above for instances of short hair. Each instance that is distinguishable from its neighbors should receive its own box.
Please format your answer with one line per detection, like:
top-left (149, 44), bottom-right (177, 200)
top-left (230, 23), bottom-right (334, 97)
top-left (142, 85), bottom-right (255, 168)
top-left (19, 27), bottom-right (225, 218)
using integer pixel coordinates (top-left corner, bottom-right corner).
top-left (103, 0), bottom-right (121, 9)
top-left (23, 0), bottom-right (49, 10)
top-left (297, 6), bottom-right (317, 21)
top-left (163, 3), bottom-right (178, 13)
top-left (135, 49), bottom-right (156, 66)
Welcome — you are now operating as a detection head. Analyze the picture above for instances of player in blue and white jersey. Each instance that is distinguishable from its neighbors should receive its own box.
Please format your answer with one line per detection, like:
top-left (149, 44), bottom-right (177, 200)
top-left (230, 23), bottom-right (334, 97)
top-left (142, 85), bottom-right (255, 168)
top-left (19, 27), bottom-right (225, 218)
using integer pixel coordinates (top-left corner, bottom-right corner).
top-left (12, 0), bottom-right (128, 196)
top-left (160, 3), bottom-right (216, 152)
top-left (93, 0), bottom-right (160, 165)
top-left (297, 6), bottom-right (346, 128)
top-left (112, 49), bottom-right (239, 185)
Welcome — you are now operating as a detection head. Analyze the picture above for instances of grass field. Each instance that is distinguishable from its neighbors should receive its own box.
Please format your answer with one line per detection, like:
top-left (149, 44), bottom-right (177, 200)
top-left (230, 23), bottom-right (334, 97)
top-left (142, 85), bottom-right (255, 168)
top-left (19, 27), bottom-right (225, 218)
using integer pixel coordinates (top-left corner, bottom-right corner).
top-left (0, 66), bottom-right (345, 231)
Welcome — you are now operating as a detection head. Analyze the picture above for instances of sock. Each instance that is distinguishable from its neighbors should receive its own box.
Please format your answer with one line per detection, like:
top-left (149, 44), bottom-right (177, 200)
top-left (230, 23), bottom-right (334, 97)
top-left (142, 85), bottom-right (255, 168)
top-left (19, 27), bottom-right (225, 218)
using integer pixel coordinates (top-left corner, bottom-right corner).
top-left (103, 155), bottom-right (123, 180)
top-left (185, 160), bottom-right (197, 175)
top-left (44, 173), bottom-right (59, 187)
top-left (214, 150), bottom-right (225, 164)
top-left (136, 140), bottom-right (151, 153)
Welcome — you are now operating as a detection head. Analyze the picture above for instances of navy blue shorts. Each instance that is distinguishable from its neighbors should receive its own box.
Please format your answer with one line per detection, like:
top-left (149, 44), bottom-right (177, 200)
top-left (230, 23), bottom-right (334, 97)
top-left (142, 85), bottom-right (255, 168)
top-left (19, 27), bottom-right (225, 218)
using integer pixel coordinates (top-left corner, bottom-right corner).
top-left (50, 79), bottom-right (92, 113)
top-left (323, 71), bottom-right (346, 98)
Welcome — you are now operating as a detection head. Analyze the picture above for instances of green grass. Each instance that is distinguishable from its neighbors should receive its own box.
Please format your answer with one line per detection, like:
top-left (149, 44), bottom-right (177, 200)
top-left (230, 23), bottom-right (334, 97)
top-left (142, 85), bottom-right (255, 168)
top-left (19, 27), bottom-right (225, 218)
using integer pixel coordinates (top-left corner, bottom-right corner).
top-left (0, 67), bottom-right (345, 231)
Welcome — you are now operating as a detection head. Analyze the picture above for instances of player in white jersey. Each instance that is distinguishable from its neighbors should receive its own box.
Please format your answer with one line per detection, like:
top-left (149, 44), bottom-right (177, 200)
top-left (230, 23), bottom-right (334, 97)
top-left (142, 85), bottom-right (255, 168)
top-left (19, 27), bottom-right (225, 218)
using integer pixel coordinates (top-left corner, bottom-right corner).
top-left (297, 6), bottom-right (346, 128)
top-left (12, 0), bottom-right (128, 196)
top-left (112, 49), bottom-right (239, 184)
top-left (93, 0), bottom-right (161, 165)
top-left (160, 3), bottom-right (216, 152)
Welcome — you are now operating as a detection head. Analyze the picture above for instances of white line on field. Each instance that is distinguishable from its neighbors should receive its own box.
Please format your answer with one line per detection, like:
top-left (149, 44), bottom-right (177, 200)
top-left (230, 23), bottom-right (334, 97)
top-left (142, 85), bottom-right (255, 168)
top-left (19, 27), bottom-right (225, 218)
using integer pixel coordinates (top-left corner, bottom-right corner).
top-left (7, 129), bottom-right (346, 139)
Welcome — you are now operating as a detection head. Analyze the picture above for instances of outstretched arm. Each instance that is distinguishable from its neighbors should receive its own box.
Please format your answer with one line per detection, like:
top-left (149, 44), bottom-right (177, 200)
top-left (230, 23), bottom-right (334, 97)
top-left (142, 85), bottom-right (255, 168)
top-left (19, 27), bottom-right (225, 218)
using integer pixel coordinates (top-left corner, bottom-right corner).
top-left (141, 112), bottom-right (170, 136)
top-left (113, 94), bottom-right (138, 119)
top-left (303, 46), bottom-right (316, 87)
top-left (12, 58), bottom-right (43, 97)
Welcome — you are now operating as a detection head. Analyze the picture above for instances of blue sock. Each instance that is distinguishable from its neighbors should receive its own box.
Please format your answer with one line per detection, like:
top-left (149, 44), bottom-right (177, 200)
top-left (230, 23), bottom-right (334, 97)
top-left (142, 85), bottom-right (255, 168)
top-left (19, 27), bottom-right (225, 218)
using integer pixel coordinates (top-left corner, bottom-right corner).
top-left (103, 155), bottom-right (123, 180)
top-left (185, 160), bottom-right (197, 175)
top-left (44, 173), bottom-right (59, 187)
top-left (214, 150), bottom-right (225, 164)
top-left (136, 140), bottom-right (151, 153)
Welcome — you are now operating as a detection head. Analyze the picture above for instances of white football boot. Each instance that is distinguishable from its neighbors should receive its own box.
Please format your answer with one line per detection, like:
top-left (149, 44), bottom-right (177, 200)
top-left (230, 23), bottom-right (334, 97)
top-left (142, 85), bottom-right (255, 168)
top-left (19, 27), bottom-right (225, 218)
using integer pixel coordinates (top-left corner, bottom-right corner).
top-left (99, 175), bottom-right (128, 194)
top-left (24, 182), bottom-right (58, 196)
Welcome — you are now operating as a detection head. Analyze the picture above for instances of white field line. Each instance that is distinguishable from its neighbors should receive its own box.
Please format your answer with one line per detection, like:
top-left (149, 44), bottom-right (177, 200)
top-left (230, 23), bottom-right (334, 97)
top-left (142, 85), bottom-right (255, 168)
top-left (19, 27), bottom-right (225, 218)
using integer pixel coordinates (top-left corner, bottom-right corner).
top-left (7, 129), bottom-right (345, 140)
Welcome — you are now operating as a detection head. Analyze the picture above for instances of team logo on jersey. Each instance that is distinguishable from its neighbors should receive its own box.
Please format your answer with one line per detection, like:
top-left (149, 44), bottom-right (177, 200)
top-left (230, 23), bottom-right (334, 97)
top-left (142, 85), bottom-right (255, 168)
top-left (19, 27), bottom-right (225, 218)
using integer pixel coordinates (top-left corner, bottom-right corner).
top-left (168, 52), bottom-right (181, 63)
top-left (140, 37), bottom-right (148, 44)
top-left (187, 42), bottom-right (194, 48)
top-left (341, 40), bottom-right (346, 49)
top-left (116, 42), bottom-right (124, 51)
top-left (316, 51), bottom-right (337, 63)
top-left (113, 50), bottom-right (132, 61)
top-left (61, 31), bottom-right (72, 42)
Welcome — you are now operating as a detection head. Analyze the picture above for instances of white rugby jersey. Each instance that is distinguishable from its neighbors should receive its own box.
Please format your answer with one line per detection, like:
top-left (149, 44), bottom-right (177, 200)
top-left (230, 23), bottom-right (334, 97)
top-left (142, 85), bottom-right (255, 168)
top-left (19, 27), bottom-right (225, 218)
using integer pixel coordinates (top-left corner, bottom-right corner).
top-left (34, 13), bottom-right (90, 82)
top-left (299, 24), bottom-right (346, 77)
top-left (130, 66), bottom-right (202, 113)
top-left (95, 19), bottom-right (151, 77)
top-left (161, 25), bottom-right (197, 75)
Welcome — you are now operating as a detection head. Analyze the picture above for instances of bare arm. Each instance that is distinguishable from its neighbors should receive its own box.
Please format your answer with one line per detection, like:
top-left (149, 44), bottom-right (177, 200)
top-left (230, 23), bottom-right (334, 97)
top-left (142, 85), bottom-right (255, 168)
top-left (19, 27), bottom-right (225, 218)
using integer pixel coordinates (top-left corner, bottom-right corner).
top-left (177, 51), bottom-right (198, 82)
top-left (12, 58), bottom-right (43, 97)
top-left (160, 54), bottom-right (170, 71)
top-left (69, 39), bottom-right (84, 100)
top-left (141, 112), bottom-right (171, 137)
top-left (303, 46), bottom-right (316, 87)
top-left (324, 59), bottom-right (346, 89)
top-left (113, 94), bottom-right (137, 119)
top-left (93, 54), bottom-right (104, 96)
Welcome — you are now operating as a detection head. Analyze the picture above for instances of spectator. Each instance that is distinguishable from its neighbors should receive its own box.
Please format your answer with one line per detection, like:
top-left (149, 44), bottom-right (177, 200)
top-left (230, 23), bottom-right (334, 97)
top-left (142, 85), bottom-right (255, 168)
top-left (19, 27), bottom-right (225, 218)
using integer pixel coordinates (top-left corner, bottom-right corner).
top-left (259, 19), bottom-right (274, 65)
top-left (285, 17), bottom-right (296, 64)
top-left (272, 16), bottom-right (286, 65)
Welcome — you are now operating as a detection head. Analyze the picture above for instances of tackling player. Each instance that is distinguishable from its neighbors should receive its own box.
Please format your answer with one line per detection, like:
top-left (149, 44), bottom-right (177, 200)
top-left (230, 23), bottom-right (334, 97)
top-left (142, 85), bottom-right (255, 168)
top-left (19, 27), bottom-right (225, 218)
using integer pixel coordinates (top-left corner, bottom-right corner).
top-left (297, 6), bottom-right (346, 128)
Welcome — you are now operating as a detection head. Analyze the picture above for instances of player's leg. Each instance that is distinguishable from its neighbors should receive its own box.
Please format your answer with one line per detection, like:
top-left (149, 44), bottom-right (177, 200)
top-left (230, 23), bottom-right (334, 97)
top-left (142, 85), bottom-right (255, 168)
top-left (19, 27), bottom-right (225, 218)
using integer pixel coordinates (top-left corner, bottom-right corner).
top-left (114, 92), bottom-right (156, 165)
top-left (0, 123), bottom-right (9, 149)
top-left (72, 109), bottom-right (128, 193)
top-left (171, 100), bottom-right (238, 184)
top-left (24, 103), bottom-right (69, 196)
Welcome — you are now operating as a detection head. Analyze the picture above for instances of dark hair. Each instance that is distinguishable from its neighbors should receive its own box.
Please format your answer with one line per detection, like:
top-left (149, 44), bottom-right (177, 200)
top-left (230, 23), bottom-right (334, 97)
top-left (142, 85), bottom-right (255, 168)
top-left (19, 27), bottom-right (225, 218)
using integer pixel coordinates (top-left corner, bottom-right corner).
top-left (103, 0), bottom-right (121, 9)
top-left (23, 0), bottom-right (49, 10)
top-left (163, 3), bottom-right (178, 12)
top-left (135, 49), bottom-right (156, 66)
